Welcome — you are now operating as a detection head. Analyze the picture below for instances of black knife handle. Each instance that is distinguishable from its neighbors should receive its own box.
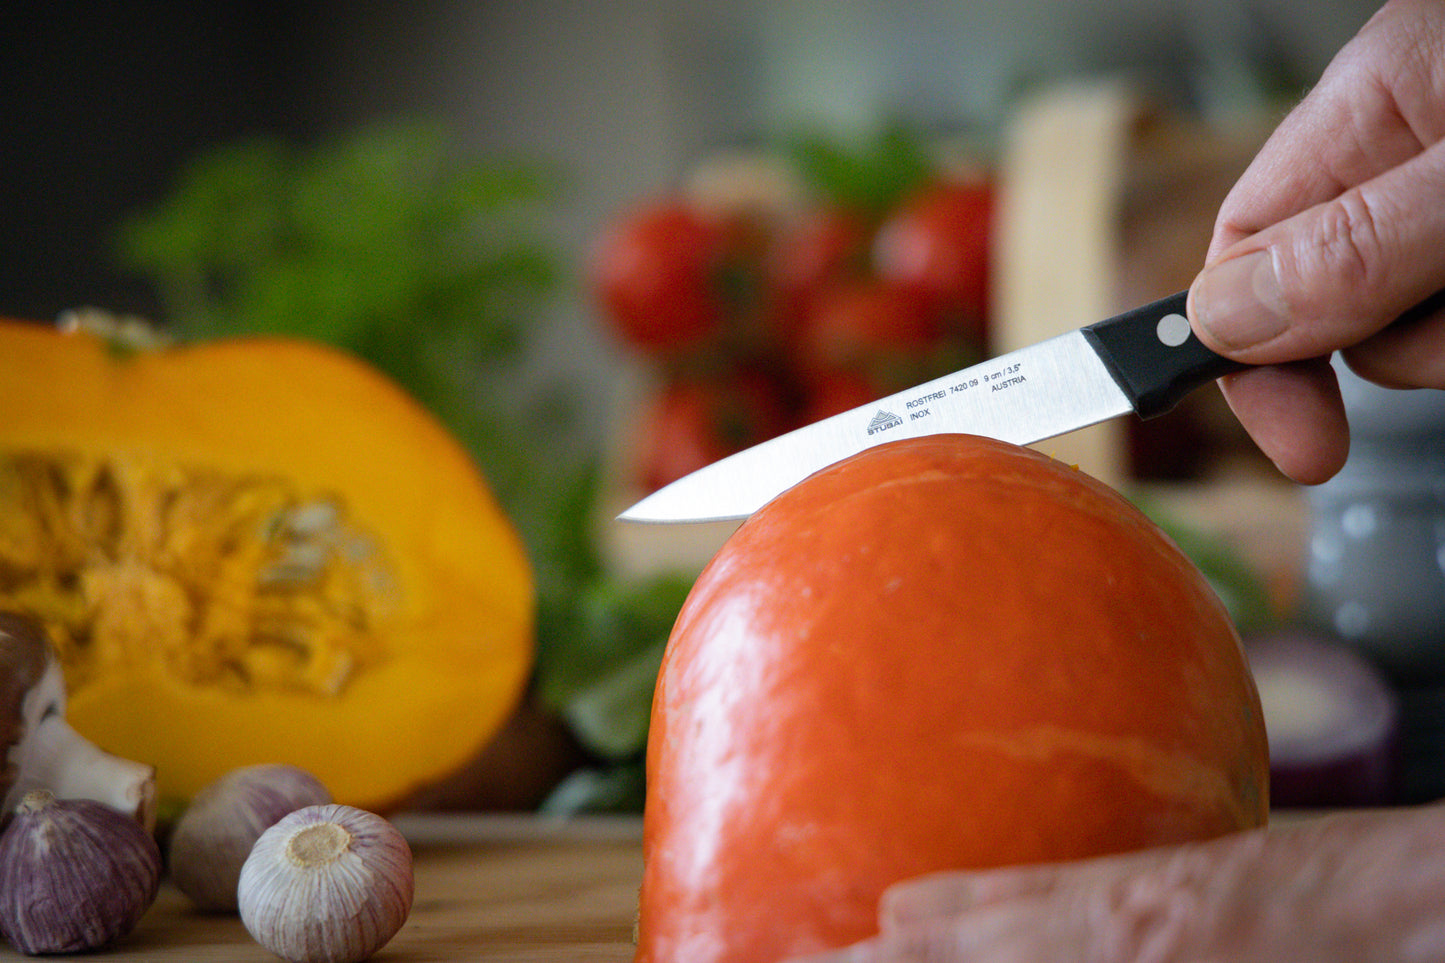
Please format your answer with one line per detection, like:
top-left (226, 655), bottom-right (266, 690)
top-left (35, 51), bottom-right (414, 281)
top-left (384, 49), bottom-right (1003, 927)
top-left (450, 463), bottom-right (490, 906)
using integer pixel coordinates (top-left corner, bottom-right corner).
top-left (1081, 290), bottom-right (1247, 419)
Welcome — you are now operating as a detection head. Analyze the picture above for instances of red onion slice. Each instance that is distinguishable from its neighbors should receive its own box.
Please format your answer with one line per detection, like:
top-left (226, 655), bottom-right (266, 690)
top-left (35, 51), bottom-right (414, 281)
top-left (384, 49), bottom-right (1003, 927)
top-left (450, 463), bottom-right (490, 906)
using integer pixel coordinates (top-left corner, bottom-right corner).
top-left (1245, 630), bottom-right (1400, 808)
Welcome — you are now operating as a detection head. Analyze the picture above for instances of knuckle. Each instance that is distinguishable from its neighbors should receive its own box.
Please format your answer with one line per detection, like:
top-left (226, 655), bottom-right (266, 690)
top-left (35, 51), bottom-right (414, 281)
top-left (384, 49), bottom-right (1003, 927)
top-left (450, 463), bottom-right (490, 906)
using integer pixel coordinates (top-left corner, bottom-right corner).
top-left (1293, 189), bottom-right (1392, 309)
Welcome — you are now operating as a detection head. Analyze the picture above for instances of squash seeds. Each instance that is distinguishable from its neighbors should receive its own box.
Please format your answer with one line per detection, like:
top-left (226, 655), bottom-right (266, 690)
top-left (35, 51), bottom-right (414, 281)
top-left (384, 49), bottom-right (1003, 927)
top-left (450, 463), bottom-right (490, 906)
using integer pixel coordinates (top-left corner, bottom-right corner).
top-left (0, 452), bottom-right (396, 698)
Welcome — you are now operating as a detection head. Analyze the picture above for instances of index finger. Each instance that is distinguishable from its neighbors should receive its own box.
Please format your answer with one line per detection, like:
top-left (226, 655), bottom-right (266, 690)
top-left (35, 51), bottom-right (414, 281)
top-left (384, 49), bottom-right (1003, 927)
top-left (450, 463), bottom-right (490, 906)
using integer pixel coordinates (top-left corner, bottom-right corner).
top-left (1209, 0), bottom-right (1445, 259)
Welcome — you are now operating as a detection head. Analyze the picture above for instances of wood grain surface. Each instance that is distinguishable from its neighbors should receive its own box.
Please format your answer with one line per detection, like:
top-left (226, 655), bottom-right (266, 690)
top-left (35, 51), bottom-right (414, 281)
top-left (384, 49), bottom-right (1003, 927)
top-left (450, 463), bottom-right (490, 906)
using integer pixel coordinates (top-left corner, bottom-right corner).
top-left (0, 814), bottom-right (645, 962)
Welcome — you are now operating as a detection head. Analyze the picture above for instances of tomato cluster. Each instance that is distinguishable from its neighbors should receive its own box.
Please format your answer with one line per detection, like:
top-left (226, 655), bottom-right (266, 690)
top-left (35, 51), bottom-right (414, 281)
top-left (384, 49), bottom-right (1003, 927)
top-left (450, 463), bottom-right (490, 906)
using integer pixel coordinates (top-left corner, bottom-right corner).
top-left (591, 178), bottom-right (993, 493)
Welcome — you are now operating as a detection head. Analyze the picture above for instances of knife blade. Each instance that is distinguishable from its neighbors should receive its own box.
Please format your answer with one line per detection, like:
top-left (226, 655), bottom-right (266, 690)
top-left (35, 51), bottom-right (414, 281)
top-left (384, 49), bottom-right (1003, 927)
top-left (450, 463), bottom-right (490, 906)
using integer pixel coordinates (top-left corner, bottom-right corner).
top-left (618, 289), bottom-right (1244, 524)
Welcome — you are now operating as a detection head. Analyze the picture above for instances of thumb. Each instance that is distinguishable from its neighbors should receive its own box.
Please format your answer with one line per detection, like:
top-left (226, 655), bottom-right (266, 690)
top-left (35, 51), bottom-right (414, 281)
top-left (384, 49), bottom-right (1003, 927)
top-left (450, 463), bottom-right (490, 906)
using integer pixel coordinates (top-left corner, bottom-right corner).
top-left (1191, 138), bottom-right (1445, 363)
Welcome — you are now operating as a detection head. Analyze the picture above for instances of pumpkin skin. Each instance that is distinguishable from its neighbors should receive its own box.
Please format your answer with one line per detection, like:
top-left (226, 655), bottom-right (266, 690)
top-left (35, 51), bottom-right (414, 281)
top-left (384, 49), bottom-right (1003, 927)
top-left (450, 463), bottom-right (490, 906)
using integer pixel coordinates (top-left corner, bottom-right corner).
top-left (636, 434), bottom-right (1268, 963)
top-left (0, 319), bottom-right (533, 812)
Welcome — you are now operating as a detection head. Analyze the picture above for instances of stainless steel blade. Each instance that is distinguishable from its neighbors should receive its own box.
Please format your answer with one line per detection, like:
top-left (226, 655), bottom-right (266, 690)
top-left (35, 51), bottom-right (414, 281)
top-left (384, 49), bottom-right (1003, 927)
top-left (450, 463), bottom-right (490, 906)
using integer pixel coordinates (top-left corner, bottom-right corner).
top-left (618, 329), bottom-right (1133, 523)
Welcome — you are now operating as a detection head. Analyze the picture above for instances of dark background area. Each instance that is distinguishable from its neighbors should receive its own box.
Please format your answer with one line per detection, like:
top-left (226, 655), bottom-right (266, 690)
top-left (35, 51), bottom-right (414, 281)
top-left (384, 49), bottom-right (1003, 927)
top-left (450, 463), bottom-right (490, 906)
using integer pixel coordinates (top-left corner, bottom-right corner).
top-left (0, 5), bottom-right (335, 320)
top-left (2, 1), bottom-right (1383, 319)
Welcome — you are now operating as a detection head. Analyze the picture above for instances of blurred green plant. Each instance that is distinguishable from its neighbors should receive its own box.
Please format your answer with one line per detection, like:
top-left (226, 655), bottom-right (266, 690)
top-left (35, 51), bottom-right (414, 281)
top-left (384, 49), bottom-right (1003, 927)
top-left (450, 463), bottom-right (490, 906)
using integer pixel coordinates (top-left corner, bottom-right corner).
top-left (114, 122), bottom-right (563, 516)
top-left (783, 122), bottom-right (937, 214)
top-left (534, 566), bottom-right (693, 815)
top-left (1132, 495), bottom-right (1278, 637)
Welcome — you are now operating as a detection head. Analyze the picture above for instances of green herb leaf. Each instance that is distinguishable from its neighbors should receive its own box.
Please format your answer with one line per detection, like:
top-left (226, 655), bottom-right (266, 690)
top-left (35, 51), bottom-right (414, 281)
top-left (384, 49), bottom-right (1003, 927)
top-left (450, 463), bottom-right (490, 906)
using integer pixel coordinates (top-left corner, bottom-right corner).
top-left (784, 122), bottom-right (935, 213)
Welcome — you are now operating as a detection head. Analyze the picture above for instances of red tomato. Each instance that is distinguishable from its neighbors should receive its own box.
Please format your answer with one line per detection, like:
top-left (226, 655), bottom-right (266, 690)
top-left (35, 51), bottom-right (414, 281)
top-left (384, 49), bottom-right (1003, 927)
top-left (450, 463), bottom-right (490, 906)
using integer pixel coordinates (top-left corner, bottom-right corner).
top-left (799, 366), bottom-right (882, 422)
top-left (793, 277), bottom-right (941, 378)
top-left (591, 199), bottom-right (741, 353)
top-left (632, 365), bottom-right (794, 493)
top-left (765, 207), bottom-right (871, 348)
top-left (873, 179), bottom-right (993, 343)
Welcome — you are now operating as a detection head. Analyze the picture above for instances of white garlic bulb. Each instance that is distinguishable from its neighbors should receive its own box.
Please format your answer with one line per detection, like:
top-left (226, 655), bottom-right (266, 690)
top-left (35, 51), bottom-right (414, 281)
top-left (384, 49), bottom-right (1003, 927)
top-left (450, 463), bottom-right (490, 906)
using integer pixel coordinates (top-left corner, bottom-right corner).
top-left (170, 763), bottom-right (332, 911)
top-left (0, 790), bottom-right (162, 954)
top-left (238, 803), bottom-right (413, 963)
top-left (0, 613), bottom-right (157, 829)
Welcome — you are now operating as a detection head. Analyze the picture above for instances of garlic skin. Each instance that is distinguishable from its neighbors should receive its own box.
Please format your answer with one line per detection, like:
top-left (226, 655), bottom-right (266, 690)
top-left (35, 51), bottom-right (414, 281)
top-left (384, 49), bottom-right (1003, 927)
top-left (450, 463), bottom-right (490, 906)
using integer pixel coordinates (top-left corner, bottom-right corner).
top-left (0, 614), bottom-right (157, 830)
top-left (5, 666), bottom-right (158, 830)
top-left (239, 803), bottom-right (413, 963)
top-left (170, 763), bottom-right (331, 911)
top-left (0, 789), bottom-right (162, 954)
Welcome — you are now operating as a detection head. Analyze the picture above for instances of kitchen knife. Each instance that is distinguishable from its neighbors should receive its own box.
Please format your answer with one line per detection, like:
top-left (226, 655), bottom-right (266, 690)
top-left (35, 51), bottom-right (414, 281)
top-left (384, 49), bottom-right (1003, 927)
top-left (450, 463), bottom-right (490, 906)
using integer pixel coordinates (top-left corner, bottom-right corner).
top-left (618, 289), bottom-right (1244, 523)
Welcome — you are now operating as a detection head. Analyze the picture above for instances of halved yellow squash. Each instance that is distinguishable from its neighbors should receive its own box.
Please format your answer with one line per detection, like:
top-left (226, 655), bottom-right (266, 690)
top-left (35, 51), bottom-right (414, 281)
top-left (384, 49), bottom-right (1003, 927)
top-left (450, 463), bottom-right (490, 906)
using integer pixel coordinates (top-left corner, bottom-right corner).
top-left (0, 319), bottom-right (534, 811)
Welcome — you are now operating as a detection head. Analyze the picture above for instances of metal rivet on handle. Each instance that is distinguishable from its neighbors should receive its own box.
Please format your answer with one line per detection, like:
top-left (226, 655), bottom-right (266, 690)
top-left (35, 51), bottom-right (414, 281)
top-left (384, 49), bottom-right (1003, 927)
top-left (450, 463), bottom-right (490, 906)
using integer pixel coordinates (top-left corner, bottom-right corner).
top-left (1156, 313), bottom-right (1191, 347)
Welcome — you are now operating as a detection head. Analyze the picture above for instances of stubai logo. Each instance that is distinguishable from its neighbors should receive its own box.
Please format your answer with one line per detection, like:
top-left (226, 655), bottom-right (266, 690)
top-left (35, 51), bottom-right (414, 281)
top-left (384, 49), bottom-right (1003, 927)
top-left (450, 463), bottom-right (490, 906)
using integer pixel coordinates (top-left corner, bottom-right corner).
top-left (866, 409), bottom-right (903, 435)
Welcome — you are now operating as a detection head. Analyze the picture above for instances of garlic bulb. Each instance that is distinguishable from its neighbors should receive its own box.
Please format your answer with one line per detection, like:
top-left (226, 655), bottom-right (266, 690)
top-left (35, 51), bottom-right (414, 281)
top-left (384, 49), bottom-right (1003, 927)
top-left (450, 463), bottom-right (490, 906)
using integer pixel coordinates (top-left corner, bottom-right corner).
top-left (170, 763), bottom-right (331, 911)
top-left (238, 803), bottom-right (413, 963)
top-left (0, 613), bottom-right (156, 829)
top-left (0, 790), bottom-right (162, 954)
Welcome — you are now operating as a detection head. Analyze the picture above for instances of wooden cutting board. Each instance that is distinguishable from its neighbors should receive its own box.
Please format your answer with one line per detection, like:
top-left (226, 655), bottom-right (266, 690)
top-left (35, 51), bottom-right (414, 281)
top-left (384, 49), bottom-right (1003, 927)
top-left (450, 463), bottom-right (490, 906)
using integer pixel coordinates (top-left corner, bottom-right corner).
top-left (0, 814), bottom-right (645, 962)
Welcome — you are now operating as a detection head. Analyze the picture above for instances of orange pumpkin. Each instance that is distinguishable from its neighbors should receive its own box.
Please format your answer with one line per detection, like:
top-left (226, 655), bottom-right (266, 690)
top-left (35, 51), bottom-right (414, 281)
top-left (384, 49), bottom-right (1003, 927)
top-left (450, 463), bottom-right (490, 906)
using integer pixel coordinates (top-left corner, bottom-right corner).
top-left (636, 434), bottom-right (1268, 962)
top-left (0, 318), bottom-right (533, 812)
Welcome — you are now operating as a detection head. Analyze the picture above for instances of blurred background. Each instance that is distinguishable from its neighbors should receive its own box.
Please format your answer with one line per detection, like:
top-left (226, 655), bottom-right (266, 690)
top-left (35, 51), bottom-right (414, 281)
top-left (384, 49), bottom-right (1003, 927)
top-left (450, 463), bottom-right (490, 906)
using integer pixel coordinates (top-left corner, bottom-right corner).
top-left (0, 0), bottom-right (1377, 437)
top-left (10, 0), bottom-right (1441, 816)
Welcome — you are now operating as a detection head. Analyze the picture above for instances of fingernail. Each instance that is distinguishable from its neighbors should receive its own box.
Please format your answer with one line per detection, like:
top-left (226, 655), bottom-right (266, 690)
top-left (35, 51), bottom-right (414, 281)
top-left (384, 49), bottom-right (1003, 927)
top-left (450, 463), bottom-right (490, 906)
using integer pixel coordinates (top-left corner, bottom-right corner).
top-left (1192, 249), bottom-right (1288, 350)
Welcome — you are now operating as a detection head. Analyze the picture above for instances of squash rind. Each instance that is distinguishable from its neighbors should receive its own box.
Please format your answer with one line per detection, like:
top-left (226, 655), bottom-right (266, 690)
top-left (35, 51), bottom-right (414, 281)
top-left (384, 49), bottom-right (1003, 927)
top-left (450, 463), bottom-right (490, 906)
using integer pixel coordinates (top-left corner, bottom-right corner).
top-left (636, 433), bottom-right (1268, 962)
